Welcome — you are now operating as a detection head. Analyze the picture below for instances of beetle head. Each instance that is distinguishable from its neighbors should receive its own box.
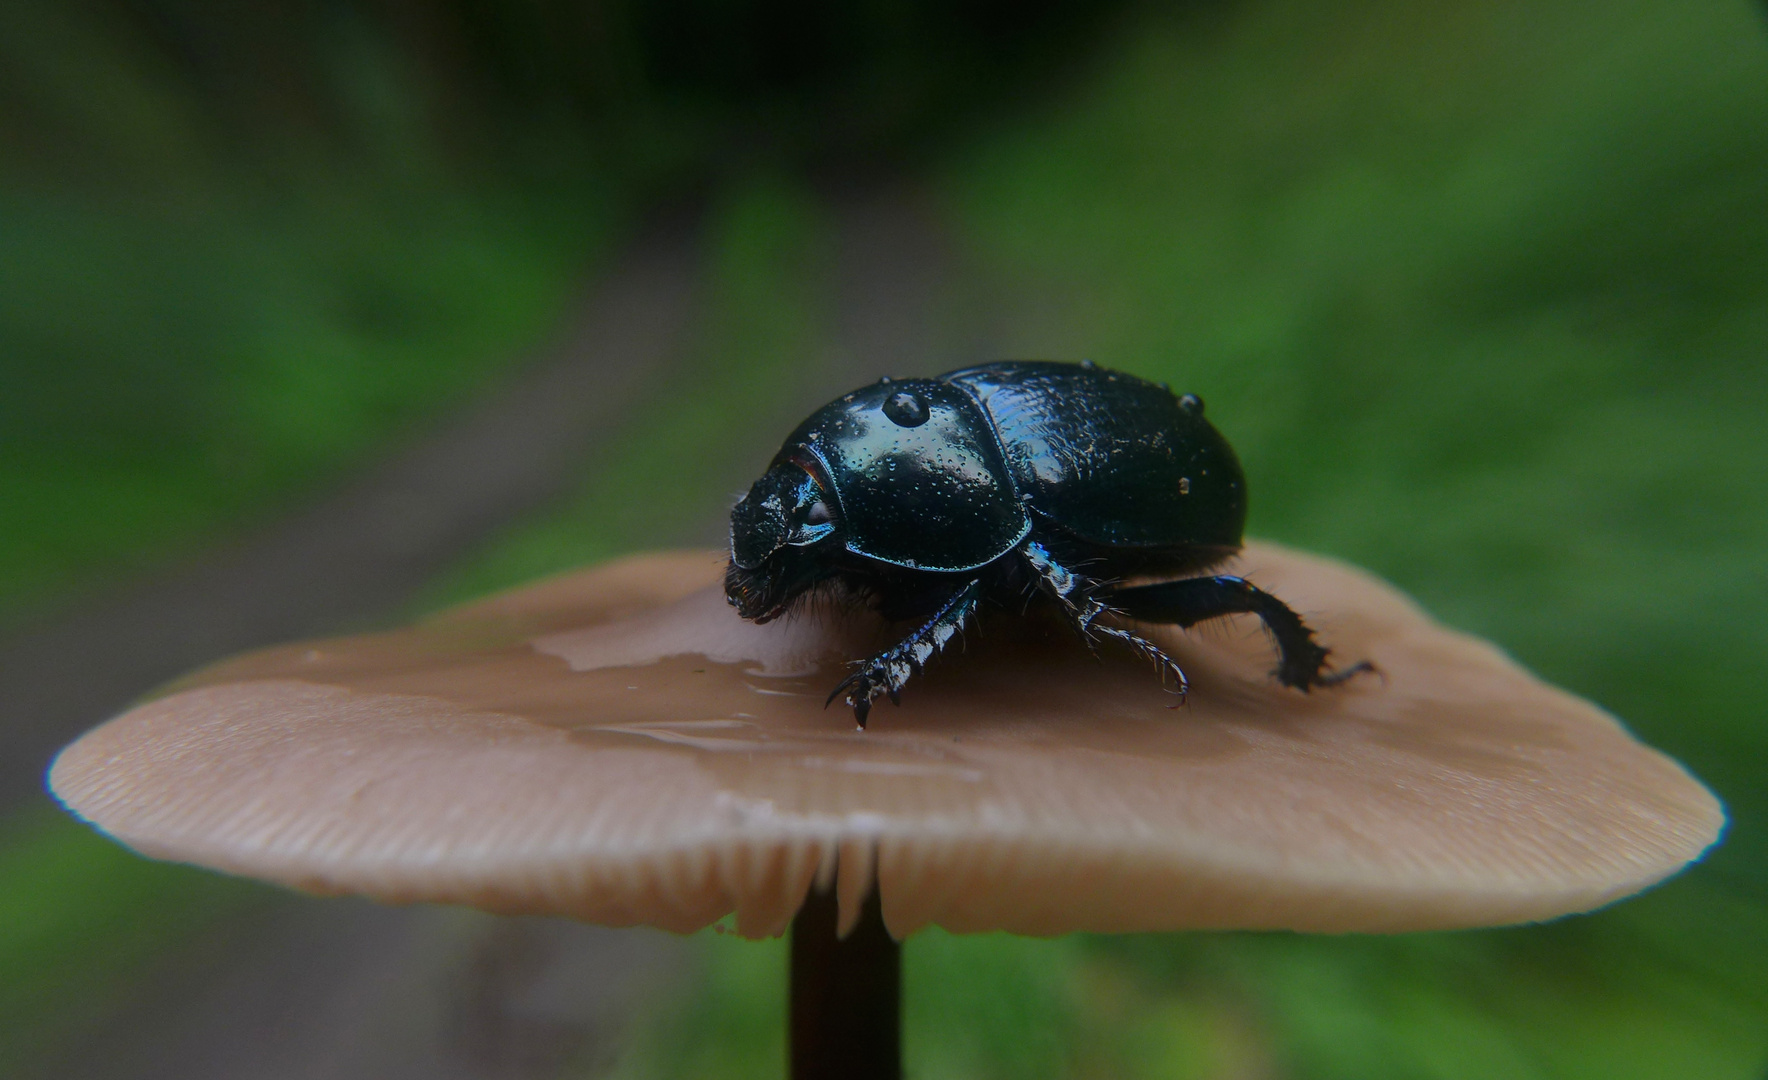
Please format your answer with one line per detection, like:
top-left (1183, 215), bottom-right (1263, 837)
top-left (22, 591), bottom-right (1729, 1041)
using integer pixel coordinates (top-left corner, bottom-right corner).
top-left (726, 460), bottom-right (839, 622)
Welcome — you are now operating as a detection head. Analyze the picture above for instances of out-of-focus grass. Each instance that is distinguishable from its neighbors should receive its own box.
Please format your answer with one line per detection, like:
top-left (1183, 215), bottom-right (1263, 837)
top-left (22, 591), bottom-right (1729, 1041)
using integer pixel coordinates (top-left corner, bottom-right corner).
top-left (423, 175), bottom-right (834, 605)
top-left (602, 932), bottom-right (791, 1080)
top-left (0, 810), bottom-right (268, 1076)
top-left (0, 186), bottom-right (608, 626)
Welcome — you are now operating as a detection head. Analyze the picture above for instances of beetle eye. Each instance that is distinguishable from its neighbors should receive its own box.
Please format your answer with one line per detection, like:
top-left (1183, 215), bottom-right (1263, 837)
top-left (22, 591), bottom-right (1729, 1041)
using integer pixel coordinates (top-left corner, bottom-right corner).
top-left (805, 500), bottom-right (833, 525)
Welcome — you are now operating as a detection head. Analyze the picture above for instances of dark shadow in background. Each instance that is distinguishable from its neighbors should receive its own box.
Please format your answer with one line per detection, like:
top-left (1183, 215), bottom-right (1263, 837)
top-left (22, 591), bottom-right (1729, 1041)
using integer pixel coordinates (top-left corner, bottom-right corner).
top-left (4, 0), bottom-right (1146, 189)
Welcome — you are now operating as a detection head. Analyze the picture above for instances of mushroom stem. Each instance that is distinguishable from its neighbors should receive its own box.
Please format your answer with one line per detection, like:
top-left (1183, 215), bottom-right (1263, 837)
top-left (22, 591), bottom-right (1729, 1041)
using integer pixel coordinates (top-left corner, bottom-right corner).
top-left (790, 883), bottom-right (901, 1080)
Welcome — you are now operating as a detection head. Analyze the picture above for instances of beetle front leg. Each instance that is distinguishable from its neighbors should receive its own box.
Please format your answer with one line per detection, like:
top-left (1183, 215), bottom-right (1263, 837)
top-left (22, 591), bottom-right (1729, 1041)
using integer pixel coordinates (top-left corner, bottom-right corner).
top-left (830, 579), bottom-right (983, 729)
top-left (1020, 541), bottom-right (1189, 698)
top-left (1101, 575), bottom-right (1374, 690)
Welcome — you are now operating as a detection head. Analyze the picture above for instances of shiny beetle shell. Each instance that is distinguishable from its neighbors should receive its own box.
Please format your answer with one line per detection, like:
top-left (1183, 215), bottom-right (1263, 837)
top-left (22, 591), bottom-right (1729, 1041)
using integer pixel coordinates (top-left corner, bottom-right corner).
top-left (727, 360), bottom-right (1366, 727)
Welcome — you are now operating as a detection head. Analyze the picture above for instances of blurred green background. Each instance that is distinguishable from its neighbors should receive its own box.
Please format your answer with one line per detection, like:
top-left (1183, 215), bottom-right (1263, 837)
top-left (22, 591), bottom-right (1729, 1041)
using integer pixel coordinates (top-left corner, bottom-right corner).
top-left (3, 0), bottom-right (1765, 1076)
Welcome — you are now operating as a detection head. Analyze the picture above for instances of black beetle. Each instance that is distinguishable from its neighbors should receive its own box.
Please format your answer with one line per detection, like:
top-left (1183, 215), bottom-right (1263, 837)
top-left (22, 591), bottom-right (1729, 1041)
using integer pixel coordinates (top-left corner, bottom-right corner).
top-left (727, 360), bottom-right (1370, 727)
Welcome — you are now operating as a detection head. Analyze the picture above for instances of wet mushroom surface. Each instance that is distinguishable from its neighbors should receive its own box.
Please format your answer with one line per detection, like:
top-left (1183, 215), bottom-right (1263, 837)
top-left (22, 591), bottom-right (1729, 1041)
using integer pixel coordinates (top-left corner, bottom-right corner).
top-left (52, 542), bottom-right (1724, 943)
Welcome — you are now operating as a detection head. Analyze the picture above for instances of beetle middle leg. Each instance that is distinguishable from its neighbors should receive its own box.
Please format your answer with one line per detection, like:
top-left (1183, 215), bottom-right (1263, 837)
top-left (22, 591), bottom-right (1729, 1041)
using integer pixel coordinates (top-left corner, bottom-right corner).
top-left (1020, 541), bottom-right (1190, 698)
top-left (1101, 575), bottom-right (1375, 690)
top-left (830, 578), bottom-right (983, 729)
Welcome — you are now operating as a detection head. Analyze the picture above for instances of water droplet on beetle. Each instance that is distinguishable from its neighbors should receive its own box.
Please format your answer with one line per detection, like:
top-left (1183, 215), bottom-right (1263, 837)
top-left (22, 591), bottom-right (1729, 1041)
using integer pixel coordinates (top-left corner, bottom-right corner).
top-left (883, 390), bottom-right (930, 427)
top-left (1178, 393), bottom-right (1204, 415)
top-left (1080, 359), bottom-right (1097, 370)
top-left (1178, 477), bottom-right (1191, 495)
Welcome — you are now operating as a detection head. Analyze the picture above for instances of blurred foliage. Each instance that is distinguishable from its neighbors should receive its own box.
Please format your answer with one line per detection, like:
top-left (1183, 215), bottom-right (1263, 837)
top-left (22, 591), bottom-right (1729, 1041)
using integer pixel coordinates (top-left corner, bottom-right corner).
top-left (0, 0), bottom-right (1123, 191)
top-left (425, 174), bottom-right (832, 603)
top-left (0, 190), bottom-right (604, 621)
top-left (0, 810), bottom-right (265, 1076)
top-left (5, 0), bottom-right (1768, 1076)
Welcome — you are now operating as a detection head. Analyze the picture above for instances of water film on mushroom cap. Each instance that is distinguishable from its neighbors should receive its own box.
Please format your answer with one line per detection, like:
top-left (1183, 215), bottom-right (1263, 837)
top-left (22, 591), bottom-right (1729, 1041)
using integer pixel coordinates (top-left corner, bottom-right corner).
top-left (50, 544), bottom-right (1724, 940)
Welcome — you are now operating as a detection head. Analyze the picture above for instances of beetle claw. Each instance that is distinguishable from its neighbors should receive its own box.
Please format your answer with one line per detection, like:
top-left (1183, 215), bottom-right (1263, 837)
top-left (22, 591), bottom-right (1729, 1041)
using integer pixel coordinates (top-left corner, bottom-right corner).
top-left (1317, 659), bottom-right (1380, 688)
top-left (824, 579), bottom-right (983, 729)
top-left (827, 672), bottom-right (862, 707)
top-left (829, 662), bottom-right (886, 727)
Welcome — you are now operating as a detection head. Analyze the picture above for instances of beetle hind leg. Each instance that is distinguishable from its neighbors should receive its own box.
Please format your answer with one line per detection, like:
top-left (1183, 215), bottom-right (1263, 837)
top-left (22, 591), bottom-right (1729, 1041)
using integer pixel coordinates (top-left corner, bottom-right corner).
top-left (1020, 541), bottom-right (1190, 699)
top-left (1101, 575), bottom-right (1376, 690)
top-left (831, 579), bottom-right (983, 729)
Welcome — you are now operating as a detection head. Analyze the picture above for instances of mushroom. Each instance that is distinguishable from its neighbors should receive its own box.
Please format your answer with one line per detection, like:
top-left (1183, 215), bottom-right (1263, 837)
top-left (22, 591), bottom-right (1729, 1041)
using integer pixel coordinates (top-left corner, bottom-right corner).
top-left (50, 542), bottom-right (1724, 1077)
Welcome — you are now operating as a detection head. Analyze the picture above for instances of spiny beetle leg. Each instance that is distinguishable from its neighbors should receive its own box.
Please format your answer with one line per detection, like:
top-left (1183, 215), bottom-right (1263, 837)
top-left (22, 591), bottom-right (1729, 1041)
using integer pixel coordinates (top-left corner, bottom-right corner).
top-left (1101, 575), bottom-right (1375, 690)
top-left (1021, 541), bottom-right (1189, 699)
top-left (1089, 623), bottom-right (1190, 699)
top-left (828, 579), bottom-right (982, 728)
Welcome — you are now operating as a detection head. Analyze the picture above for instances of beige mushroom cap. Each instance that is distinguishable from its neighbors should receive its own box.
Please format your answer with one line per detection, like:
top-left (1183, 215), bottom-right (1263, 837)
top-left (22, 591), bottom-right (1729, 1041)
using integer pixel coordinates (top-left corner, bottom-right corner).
top-left (51, 543), bottom-right (1723, 940)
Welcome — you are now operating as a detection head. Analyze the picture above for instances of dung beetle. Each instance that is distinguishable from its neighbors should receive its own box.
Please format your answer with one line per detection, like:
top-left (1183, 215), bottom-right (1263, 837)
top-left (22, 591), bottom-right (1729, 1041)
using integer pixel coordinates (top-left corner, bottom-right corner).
top-left (727, 360), bottom-right (1371, 727)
